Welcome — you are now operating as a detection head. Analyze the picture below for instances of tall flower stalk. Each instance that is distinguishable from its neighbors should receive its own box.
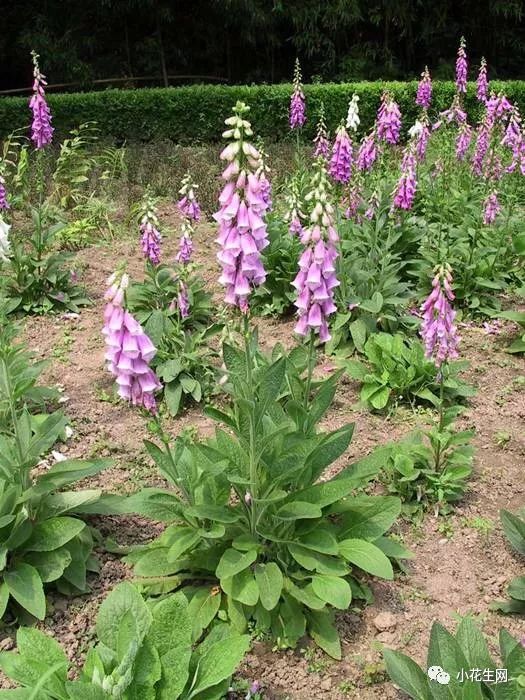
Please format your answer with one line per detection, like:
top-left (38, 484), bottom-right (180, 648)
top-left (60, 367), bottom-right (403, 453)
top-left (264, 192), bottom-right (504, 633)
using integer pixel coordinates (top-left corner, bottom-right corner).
top-left (289, 59), bottom-right (306, 131)
top-left (416, 66), bottom-right (432, 109)
top-left (139, 192), bottom-right (162, 265)
top-left (0, 176), bottom-right (9, 211)
top-left (477, 57), bottom-right (488, 103)
top-left (176, 173), bottom-right (201, 318)
top-left (346, 93), bottom-right (360, 133)
top-left (102, 272), bottom-right (162, 412)
top-left (214, 101), bottom-right (269, 313)
top-left (377, 93), bottom-right (402, 145)
top-left (293, 158), bottom-right (339, 344)
top-left (29, 51), bottom-right (54, 150)
top-left (313, 103), bottom-right (329, 159)
top-left (393, 144), bottom-right (417, 210)
top-left (455, 37), bottom-right (468, 95)
top-left (329, 121), bottom-right (353, 184)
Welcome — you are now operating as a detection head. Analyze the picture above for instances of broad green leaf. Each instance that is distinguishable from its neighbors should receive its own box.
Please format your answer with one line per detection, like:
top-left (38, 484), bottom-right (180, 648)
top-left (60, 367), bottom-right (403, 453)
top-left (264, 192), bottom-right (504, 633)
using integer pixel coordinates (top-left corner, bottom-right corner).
top-left (338, 539), bottom-right (394, 579)
top-left (500, 509), bottom-right (525, 555)
top-left (187, 588), bottom-right (222, 641)
top-left (334, 495), bottom-right (401, 540)
top-left (383, 648), bottom-right (431, 700)
top-left (24, 548), bottom-right (72, 582)
top-left (311, 575), bottom-right (351, 610)
top-left (306, 609), bottom-right (341, 660)
top-left (254, 563), bottom-right (283, 611)
top-left (276, 501), bottom-right (322, 520)
top-left (304, 424), bottom-right (354, 481)
top-left (221, 569), bottom-right (259, 606)
top-left (216, 548), bottom-right (257, 580)
top-left (167, 528), bottom-right (201, 562)
top-left (186, 634), bottom-right (250, 698)
top-left (25, 517), bottom-right (85, 552)
top-left (150, 592), bottom-right (192, 657)
top-left (96, 581), bottom-right (151, 651)
top-left (157, 646), bottom-right (192, 700)
top-left (456, 617), bottom-right (495, 671)
top-left (4, 564), bottom-right (46, 620)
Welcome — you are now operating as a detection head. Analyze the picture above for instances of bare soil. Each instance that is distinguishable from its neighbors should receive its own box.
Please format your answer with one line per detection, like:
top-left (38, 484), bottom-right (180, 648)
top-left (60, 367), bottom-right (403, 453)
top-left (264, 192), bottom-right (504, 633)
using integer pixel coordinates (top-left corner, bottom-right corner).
top-left (2, 204), bottom-right (524, 699)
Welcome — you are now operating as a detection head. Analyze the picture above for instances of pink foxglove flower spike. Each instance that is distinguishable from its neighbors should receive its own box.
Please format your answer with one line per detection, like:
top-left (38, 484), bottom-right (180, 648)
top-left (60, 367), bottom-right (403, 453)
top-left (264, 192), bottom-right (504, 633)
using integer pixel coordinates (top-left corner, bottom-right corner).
top-left (313, 103), bottom-right (330, 158)
top-left (0, 176), bottom-right (8, 211)
top-left (139, 193), bottom-right (162, 265)
top-left (289, 59), bottom-right (306, 129)
top-left (214, 101), bottom-right (269, 310)
top-left (420, 264), bottom-right (460, 367)
top-left (293, 158), bottom-right (339, 343)
top-left (29, 51), bottom-right (54, 149)
top-left (102, 272), bottom-right (162, 412)
top-left (329, 121), bottom-right (353, 184)
top-left (477, 57), bottom-right (488, 103)
top-left (455, 37), bottom-right (468, 95)
top-left (416, 66), bottom-right (432, 109)
top-left (377, 93), bottom-right (402, 145)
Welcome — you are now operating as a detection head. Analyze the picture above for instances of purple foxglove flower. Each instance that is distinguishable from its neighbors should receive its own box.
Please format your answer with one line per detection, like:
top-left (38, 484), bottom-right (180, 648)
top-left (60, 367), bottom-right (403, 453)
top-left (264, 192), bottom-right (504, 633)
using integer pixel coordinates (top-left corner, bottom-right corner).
top-left (502, 107), bottom-right (522, 152)
top-left (472, 118), bottom-right (491, 176)
top-left (214, 101), bottom-right (269, 309)
top-left (177, 173), bottom-right (201, 222)
top-left (416, 66), bottom-right (432, 109)
top-left (357, 131), bottom-right (377, 171)
top-left (364, 190), bottom-right (380, 220)
top-left (255, 141), bottom-right (273, 212)
top-left (29, 51), bottom-right (54, 149)
top-left (455, 37), bottom-right (468, 94)
top-left (420, 265), bottom-right (460, 367)
top-left (377, 93), bottom-right (402, 145)
top-left (433, 95), bottom-right (467, 131)
top-left (289, 59), bottom-right (306, 129)
top-left (0, 176), bottom-right (8, 210)
top-left (176, 234), bottom-right (193, 264)
top-left (293, 159), bottom-right (339, 343)
top-left (289, 216), bottom-right (303, 236)
top-left (393, 147), bottom-right (417, 210)
top-left (409, 119), bottom-right (430, 162)
top-left (456, 123), bottom-right (472, 161)
top-left (483, 191), bottom-right (501, 225)
top-left (344, 182), bottom-right (362, 221)
top-left (329, 122), bottom-right (353, 183)
top-left (140, 220), bottom-right (161, 265)
top-left (284, 175), bottom-right (306, 235)
top-left (177, 281), bottom-right (190, 318)
top-left (102, 273), bottom-right (162, 412)
top-left (477, 57), bottom-right (488, 103)
top-left (313, 105), bottom-right (330, 158)
top-left (486, 93), bottom-right (513, 123)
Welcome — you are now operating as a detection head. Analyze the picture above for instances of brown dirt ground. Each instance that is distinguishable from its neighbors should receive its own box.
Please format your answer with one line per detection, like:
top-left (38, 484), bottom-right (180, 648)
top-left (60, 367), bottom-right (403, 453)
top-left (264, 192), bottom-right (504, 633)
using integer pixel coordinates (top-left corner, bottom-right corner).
top-left (2, 203), bottom-right (524, 699)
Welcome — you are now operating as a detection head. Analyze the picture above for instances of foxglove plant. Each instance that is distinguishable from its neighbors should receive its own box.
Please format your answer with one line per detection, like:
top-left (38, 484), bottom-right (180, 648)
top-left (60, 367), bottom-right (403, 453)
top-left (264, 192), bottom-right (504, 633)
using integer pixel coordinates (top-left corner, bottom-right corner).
top-left (214, 101), bottom-right (269, 311)
top-left (477, 57), bottom-right (488, 102)
top-left (293, 158), bottom-right (339, 342)
top-left (420, 265), bottom-right (459, 367)
top-left (139, 193), bottom-right (162, 265)
top-left (472, 117), bottom-right (491, 176)
top-left (313, 103), bottom-right (329, 158)
top-left (393, 146), bottom-right (417, 210)
top-left (289, 58), bottom-right (306, 129)
top-left (377, 93), bottom-right (401, 145)
top-left (416, 66), bottom-right (432, 109)
top-left (486, 92), bottom-right (513, 122)
top-left (433, 95), bottom-right (467, 130)
top-left (283, 174), bottom-right (306, 235)
top-left (0, 175), bottom-right (8, 210)
top-left (255, 138), bottom-right (272, 212)
top-left (103, 272), bottom-right (162, 412)
top-left (29, 51), bottom-right (54, 149)
top-left (329, 121), bottom-right (353, 183)
top-left (177, 172), bottom-right (201, 223)
top-left (455, 37), bottom-right (468, 94)
top-left (409, 118), bottom-right (430, 161)
top-left (346, 93), bottom-right (360, 132)
top-left (456, 122), bottom-right (472, 161)
top-left (483, 191), bottom-right (501, 225)
top-left (357, 130), bottom-right (378, 171)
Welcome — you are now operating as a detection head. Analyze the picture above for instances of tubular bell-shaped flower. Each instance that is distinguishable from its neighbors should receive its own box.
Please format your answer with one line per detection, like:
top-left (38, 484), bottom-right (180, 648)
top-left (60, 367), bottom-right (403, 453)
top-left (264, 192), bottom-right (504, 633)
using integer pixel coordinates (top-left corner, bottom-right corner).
top-left (29, 51), bottom-right (54, 149)
top-left (393, 145), bottom-right (417, 210)
top-left (139, 193), bottom-right (162, 265)
top-left (420, 265), bottom-right (460, 367)
top-left (313, 103), bottom-right (329, 158)
top-left (177, 173), bottom-right (201, 223)
top-left (455, 37), bottom-right (468, 94)
top-left (357, 130), bottom-right (378, 172)
top-left (283, 174), bottom-right (306, 236)
top-left (289, 58), bottom-right (306, 129)
top-left (483, 191), bottom-right (501, 225)
top-left (293, 158), bottom-right (339, 342)
top-left (472, 116), bottom-right (491, 176)
top-left (377, 93), bottom-right (402, 145)
top-left (102, 272), bottom-right (162, 412)
top-left (0, 176), bottom-right (8, 210)
top-left (416, 66), bottom-right (432, 109)
top-left (477, 57), bottom-right (488, 103)
top-left (329, 121), bottom-right (353, 183)
top-left (256, 138), bottom-right (273, 212)
top-left (346, 93), bottom-right (360, 132)
top-left (433, 95), bottom-right (467, 130)
top-left (456, 122), bottom-right (472, 161)
top-left (214, 101), bottom-right (269, 311)
top-left (409, 118), bottom-right (431, 162)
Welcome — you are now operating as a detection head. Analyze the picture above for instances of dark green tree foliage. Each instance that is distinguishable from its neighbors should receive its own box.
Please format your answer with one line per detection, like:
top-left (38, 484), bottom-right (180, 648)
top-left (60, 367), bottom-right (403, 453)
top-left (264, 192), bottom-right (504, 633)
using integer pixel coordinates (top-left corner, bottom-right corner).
top-left (1, 0), bottom-right (525, 92)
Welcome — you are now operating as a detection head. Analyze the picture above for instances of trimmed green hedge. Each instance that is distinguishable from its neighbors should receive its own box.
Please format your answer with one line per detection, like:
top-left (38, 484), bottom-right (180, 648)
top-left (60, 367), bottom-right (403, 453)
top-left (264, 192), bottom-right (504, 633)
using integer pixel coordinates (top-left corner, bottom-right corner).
top-left (1, 81), bottom-right (525, 143)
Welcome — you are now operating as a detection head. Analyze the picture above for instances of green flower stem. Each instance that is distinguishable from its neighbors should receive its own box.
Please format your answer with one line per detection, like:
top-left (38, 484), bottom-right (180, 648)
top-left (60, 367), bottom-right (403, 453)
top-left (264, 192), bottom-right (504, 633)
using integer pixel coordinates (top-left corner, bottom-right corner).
top-left (304, 331), bottom-right (315, 410)
top-left (433, 363), bottom-right (446, 474)
top-left (243, 312), bottom-right (257, 535)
